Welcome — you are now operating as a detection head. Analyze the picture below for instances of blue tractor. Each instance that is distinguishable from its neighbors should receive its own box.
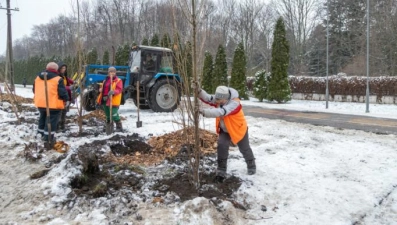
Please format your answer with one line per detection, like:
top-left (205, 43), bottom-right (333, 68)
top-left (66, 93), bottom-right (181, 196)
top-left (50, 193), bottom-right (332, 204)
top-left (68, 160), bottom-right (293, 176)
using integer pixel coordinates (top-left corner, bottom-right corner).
top-left (80, 45), bottom-right (182, 113)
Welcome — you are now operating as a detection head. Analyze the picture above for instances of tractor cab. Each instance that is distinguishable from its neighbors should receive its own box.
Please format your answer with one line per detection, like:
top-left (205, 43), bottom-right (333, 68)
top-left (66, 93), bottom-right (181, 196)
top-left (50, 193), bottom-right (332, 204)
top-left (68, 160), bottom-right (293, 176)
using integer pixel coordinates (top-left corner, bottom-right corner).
top-left (128, 45), bottom-right (174, 85)
top-left (127, 45), bottom-right (181, 112)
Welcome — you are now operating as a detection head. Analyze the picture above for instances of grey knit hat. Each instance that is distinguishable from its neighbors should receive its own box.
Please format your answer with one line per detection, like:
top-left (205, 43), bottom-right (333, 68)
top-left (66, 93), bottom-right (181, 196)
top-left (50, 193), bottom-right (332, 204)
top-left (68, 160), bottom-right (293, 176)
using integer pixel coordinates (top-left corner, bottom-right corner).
top-left (214, 86), bottom-right (230, 99)
top-left (108, 66), bottom-right (116, 72)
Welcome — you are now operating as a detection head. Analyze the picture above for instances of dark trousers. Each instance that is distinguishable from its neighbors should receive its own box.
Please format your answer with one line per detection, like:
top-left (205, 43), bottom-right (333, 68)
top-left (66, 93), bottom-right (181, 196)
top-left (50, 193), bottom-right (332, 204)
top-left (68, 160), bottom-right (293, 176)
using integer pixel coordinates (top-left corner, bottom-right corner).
top-left (217, 129), bottom-right (255, 161)
top-left (38, 109), bottom-right (61, 140)
top-left (58, 108), bottom-right (68, 129)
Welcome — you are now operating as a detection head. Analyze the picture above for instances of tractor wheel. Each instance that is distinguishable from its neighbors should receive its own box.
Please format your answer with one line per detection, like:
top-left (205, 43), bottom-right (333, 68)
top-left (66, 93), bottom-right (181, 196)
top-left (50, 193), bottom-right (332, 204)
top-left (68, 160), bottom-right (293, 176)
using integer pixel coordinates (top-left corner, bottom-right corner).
top-left (148, 79), bottom-right (180, 112)
top-left (82, 90), bottom-right (97, 111)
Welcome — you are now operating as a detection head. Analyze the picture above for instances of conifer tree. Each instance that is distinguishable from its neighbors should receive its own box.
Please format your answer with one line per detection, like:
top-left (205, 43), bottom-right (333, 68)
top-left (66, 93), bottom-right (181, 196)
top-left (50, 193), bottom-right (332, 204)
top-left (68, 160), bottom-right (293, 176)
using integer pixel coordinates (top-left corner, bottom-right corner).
top-left (161, 33), bottom-right (171, 48)
top-left (230, 42), bottom-right (248, 99)
top-left (63, 55), bottom-right (75, 76)
top-left (212, 45), bottom-right (228, 93)
top-left (179, 41), bottom-right (193, 94)
top-left (253, 70), bottom-right (269, 102)
top-left (151, 34), bottom-right (160, 46)
top-left (185, 41), bottom-right (193, 82)
top-left (87, 48), bottom-right (98, 65)
top-left (268, 17), bottom-right (291, 103)
top-left (141, 37), bottom-right (149, 45)
top-left (172, 32), bottom-right (182, 74)
top-left (115, 45), bottom-right (123, 65)
top-left (102, 50), bottom-right (110, 65)
top-left (201, 52), bottom-right (213, 92)
top-left (121, 44), bottom-right (130, 65)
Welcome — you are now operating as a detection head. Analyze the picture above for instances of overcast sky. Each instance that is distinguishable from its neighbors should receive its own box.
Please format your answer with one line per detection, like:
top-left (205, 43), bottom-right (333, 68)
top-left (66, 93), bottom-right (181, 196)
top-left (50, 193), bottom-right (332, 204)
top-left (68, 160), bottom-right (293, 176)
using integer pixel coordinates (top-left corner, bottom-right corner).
top-left (0, 0), bottom-right (74, 55)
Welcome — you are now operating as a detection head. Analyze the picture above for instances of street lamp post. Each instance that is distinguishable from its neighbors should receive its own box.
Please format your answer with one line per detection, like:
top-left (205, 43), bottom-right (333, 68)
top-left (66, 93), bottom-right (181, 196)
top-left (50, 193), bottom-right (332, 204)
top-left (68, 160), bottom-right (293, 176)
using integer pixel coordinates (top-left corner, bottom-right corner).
top-left (365, 0), bottom-right (370, 113)
top-left (326, 0), bottom-right (329, 109)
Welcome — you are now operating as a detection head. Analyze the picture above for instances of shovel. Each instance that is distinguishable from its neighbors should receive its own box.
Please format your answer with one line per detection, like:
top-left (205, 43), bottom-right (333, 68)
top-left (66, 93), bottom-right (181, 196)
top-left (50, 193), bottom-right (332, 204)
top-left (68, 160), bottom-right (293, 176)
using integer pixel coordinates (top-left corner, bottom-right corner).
top-left (106, 73), bottom-right (114, 135)
top-left (136, 80), bottom-right (142, 128)
top-left (42, 72), bottom-right (52, 150)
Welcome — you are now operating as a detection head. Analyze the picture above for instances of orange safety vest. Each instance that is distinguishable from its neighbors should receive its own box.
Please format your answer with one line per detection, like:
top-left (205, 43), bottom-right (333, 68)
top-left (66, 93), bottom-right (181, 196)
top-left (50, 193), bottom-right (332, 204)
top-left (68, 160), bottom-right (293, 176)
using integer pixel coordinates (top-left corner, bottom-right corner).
top-left (215, 98), bottom-right (247, 145)
top-left (34, 76), bottom-right (65, 109)
top-left (96, 77), bottom-right (122, 107)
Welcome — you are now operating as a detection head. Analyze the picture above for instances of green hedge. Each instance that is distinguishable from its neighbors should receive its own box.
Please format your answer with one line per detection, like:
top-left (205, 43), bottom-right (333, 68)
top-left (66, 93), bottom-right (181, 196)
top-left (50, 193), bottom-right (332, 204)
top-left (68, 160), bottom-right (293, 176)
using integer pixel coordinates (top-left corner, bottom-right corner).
top-left (289, 75), bottom-right (397, 99)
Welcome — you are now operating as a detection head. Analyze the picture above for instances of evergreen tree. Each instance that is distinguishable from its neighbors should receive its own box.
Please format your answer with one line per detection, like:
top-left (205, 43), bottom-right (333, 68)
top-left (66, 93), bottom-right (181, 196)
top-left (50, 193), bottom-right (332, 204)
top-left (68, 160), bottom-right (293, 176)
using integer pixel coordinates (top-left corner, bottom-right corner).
top-left (161, 33), bottom-right (171, 48)
top-left (230, 42), bottom-right (248, 100)
top-left (172, 32), bottom-right (182, 74)
top-left (87, 48), bottom-right (98, 65)
top-left (212, 44), bottom-right (228, 93)
top-left (63, 55), bottom-right (76, 77)
top-left (307, 25), bottom-right (327, 76)
top-left (184, 41), bottom-right (193, 82)
top-left (141, 37), bottom-right (149, 45)
top-left (268, 17), bottom-right (291, 103)
top-left (201, 52), bottom-right (213, 92)
top-left (178, 41), bottom-right (193, 94)
top-left (102, 50), bottom-right (110, 65)
top-left (326, 0), bottom-right (366, 74)
top-left (115, 45), bottom-right (123, 65)
top-left (69, 55), bottom-right (78, 78)
top-left (121, 44), bottom-right (130, 65)
top-left (253, 70), bottom-right (269, 102)
top-left (150, 34), bottom-right (160, 46)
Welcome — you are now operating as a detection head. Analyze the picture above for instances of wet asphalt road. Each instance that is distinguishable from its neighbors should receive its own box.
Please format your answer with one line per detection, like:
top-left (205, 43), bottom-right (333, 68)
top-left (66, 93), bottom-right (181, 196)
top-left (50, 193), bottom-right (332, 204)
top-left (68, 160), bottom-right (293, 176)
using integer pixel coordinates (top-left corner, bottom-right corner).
top-left (243, 106), bottom-right (397, 135)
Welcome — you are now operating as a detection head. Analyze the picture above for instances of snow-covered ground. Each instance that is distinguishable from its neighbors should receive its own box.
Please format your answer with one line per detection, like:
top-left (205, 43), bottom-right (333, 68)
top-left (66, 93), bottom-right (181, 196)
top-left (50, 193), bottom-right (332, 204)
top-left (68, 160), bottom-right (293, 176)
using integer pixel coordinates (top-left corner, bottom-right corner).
top-left (0, 85), bottom-right (396, 225)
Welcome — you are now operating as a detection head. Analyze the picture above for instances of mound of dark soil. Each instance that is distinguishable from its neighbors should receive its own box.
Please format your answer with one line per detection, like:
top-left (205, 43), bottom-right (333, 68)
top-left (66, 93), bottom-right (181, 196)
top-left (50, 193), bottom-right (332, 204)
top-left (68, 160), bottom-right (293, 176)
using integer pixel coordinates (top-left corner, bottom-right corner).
top-left (155, 172), bottom-right (242, 201)
top-left (110, 139), bottom-right (152, 156)
top-left (69, 132), bottom-right (244, 208)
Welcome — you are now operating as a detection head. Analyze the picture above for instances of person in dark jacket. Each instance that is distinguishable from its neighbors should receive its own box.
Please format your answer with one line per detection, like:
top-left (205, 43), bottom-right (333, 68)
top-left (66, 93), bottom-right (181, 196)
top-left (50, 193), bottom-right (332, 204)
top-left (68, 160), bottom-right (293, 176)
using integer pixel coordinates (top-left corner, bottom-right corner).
top-left (143, 54), bottom-right (155, 71)
top-left (33, 62), bottom-right (69, 145)
top-left (57, 62), bottom-right (74, 132)
top-left (22, 78), bottom-right (27, 88)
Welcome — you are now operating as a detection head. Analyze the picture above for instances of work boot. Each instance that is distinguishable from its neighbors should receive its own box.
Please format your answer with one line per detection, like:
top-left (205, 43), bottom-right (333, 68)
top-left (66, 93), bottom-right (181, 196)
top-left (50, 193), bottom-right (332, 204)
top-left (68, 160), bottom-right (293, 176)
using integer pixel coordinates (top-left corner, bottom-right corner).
top-left (115, 121), bottom-right (123, 132)
top-left (246, 159), bottom-right (256, 175)
top-left (215, 159), bottom-right (227, 183)
top-left (42, 135), bottom-right (56, 142)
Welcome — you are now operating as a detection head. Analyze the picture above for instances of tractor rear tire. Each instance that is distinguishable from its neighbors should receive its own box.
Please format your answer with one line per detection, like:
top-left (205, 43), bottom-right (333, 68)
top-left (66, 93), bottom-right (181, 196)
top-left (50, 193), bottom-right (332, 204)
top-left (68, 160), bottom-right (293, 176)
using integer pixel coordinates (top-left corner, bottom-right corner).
top-left (148, 79), bottom-right (180, 112)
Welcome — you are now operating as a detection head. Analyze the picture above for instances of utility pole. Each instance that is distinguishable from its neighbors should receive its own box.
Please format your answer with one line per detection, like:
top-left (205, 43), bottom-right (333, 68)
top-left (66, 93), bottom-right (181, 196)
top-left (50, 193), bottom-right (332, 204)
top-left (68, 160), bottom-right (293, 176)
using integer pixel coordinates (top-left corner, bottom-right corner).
top-left (325, 0), bottom-right (329, 109)
top-left (1, 0), bottom-right (19, 92)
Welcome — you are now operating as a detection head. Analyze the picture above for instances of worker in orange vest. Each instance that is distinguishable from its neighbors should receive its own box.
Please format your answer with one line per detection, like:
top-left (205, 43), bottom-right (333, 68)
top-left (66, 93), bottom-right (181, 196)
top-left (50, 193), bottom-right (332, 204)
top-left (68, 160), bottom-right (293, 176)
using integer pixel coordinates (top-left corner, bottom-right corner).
top-left (33, 62), bottom-right (69, 145)
top-left (194, 84), bottom-right (256, 182)
top-left (96, 67), bottom-right (124, 132)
